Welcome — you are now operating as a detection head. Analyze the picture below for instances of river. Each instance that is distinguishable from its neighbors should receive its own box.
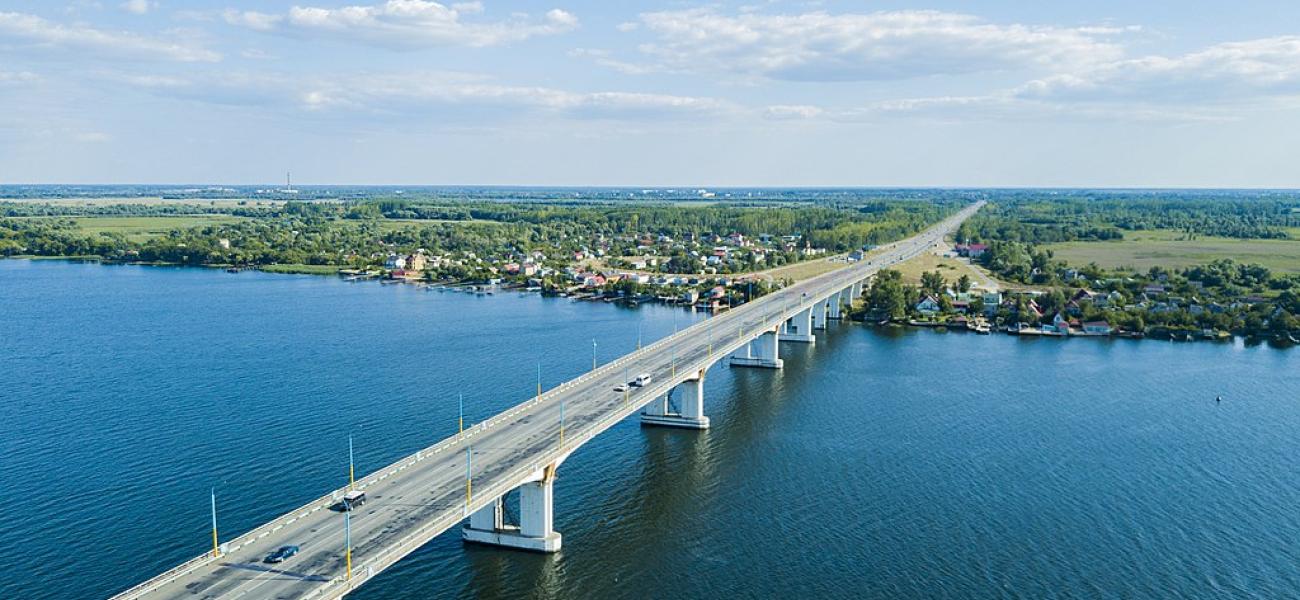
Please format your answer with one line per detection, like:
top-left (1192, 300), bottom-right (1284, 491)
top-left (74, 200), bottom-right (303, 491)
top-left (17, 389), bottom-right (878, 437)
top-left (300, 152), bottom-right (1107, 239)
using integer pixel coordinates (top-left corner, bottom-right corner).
top-left (2, 259), bottom-right (1298, 599)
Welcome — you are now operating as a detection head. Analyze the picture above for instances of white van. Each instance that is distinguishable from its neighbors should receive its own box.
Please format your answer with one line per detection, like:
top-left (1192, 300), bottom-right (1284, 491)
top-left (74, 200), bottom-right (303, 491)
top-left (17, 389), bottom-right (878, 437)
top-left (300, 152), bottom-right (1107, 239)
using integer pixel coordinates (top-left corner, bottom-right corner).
top-left (341, 490), bottom-right (366, 511)
top-left (633, 373), bottom-right (652, 387)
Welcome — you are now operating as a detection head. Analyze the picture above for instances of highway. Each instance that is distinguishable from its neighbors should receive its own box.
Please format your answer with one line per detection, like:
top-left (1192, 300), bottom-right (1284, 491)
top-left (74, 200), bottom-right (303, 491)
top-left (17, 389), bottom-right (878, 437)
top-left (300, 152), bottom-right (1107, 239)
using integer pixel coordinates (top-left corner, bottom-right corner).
top-left (112, 201), bottom-right (983, 600)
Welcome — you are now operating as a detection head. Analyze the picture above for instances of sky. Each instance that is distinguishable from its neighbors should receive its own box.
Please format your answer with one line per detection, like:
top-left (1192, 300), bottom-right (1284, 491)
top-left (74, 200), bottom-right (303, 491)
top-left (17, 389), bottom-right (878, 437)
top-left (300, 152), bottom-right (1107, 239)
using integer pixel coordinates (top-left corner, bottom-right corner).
top-left (2, 0), bottom-right (1300, 187)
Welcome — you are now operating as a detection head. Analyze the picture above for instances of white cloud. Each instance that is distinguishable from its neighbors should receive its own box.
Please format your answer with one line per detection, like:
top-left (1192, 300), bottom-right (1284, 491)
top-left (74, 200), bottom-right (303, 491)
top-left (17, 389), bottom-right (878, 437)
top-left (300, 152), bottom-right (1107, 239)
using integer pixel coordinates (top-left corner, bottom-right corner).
top-left (225, 1), bottom-right (578, 48)
top-left (763, 104), bottom-right (823, 120)
top-left (1016, 36), bottom-right (1300, 103)
top-left (769, 35), bottom-right (1300, 124)
top-left (0, 70), bottom-right (38, 85)
top-left (120, 0), bottom-right (156, 15)
top-left (119, 70), bottom-right (730, 121)
top-left (0, 12), bottom-right (220, 62)
top-left (620, 8), bottom-right (1126, 81)
top-left (568, 48), bottom-right (656, 75)
top-left (222, 10), bottom-right (282, 32)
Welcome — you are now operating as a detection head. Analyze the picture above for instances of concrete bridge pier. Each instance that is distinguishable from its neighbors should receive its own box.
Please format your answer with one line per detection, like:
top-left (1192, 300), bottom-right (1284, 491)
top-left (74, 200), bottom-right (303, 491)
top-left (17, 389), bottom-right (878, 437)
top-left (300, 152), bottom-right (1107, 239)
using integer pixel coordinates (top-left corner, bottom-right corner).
top-left (730, 327), bottom-right (783, 369)
top-left (812, 298), bottom-right (829, 330)
top-left (641, 369), bottom-right (710, 429)
top-left (851, 281), bottom-right (863, 300)
top-left (782, 306), bottom-right (815, 344)
top-left (463, 464), bottom-right (563, 552)
top-left (828, 289), bottom-right (845, 320)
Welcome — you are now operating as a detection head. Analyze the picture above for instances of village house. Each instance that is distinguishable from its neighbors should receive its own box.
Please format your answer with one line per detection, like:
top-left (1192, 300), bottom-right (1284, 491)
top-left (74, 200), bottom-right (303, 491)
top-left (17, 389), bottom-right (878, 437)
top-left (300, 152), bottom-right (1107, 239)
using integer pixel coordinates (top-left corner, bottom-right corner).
top-left (383, 253), bottom-right (406, 270)
top-left (1082, 321), bottom-right (1113, 335)
top-left (1050, 313), bottom-right (1072, 334)
top-left (915, 296), bottom-right (941, 314)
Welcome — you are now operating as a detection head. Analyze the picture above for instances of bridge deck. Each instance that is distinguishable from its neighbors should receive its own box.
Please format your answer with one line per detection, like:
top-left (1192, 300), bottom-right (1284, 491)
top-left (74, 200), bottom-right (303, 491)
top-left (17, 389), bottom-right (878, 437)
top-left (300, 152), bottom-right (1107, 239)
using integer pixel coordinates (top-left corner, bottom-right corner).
top-left (112, 203), bottom-right (982, 599)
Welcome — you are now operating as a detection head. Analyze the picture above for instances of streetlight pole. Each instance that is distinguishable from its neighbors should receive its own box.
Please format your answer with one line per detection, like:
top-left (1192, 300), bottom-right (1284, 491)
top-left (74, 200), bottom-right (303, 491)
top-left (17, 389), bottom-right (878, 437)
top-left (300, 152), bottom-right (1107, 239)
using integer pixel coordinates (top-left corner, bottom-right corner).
top-left (637, 322), bottom-right (642, 350)
top-left (344, 505), bottom-right (352, 581)
top-left (210, 488), bottom-right (219, 558)
top-left (464, 445), bottom-right (472, 515)
top-left (559, 398), bottom-right (566, 448)
top-left (591, 338), bottom-right (597, 371)
top-left (348, 435), bottom-right (355, 491)
top-left (536, 362), bottom-right (542, 401)
top-left (458, 393), bottom-right (464, 434)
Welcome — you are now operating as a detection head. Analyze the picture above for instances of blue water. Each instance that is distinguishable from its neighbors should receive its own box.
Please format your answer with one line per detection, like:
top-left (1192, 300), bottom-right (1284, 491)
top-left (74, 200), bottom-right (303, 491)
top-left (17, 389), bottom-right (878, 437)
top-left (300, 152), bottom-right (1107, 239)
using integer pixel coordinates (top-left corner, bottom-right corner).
top-left (2, 259), bottom-right (1299, 599)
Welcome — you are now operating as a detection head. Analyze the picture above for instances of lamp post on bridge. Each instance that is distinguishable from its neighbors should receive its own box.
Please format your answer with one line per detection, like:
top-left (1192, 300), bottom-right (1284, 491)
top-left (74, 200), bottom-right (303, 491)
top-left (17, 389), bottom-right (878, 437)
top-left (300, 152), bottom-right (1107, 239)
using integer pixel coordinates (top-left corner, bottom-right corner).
top-left (210, 488), bottom-right (219, 558)
top-left (458, 393), bottom-right (464, 434)
top-left (591, 338), bottom-right (597, 371)
top-left (348, 435), bottom-right (355, 491)
top-left (344, 501), bottom-right (353, 582)
top-left (464, 444), bottom-right (472, 516)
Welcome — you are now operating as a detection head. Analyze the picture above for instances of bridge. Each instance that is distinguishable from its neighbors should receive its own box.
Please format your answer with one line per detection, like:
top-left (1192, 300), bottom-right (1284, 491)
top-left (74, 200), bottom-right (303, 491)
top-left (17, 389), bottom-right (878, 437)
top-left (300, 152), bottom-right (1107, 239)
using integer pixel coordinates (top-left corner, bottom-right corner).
top-left (112, 202), bottom-right (983, 599)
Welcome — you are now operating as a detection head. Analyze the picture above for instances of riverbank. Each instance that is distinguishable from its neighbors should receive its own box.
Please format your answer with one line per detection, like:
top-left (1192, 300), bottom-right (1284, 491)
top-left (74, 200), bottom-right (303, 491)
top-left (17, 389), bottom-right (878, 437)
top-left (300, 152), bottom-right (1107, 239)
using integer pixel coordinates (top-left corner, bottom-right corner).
top-left (862, 313), bottom-right (1295, 348)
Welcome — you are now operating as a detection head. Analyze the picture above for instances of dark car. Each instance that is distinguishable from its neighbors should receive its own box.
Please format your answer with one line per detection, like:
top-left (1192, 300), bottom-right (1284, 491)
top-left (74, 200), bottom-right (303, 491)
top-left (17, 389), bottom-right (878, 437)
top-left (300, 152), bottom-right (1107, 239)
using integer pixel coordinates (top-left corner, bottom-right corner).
top-left (265, 545), bottom-right (300, 563)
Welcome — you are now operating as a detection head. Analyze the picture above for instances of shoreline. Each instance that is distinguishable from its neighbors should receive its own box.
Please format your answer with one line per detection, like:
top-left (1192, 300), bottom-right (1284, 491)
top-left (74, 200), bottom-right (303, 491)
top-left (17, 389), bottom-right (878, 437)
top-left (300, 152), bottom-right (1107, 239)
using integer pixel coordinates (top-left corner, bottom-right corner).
top-left (7, 255), bottom-right (1293, 349)
top-left (858, 315), bottom-right (1295, 349)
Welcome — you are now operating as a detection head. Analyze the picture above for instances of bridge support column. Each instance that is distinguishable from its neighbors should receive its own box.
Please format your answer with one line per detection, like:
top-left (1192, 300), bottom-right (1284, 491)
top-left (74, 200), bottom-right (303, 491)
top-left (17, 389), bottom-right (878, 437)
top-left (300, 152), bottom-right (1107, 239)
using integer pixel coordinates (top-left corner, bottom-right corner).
top-left (812, 298), bottom-right (829, 330)
top-left (851, 281), bottom-right (863, 299)
top-left (730, 327), bottom-right (783, 369)
top-left (828, 290), bottom-right (844, 320)
top-left (641, 370), bottom-right (709, 429)
top-left (783, 307), bottom-right (815, 344)
top-left (641, 392), bottom-right (670, 419)
top-left (463, 467), bottom-right (562, 553)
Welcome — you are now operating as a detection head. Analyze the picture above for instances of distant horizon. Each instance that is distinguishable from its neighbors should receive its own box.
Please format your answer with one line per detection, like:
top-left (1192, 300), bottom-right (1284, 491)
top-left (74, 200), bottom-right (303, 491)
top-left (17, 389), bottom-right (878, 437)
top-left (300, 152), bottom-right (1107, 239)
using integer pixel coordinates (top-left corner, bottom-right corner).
top-left (5, 183), bottom-right (1300, 193)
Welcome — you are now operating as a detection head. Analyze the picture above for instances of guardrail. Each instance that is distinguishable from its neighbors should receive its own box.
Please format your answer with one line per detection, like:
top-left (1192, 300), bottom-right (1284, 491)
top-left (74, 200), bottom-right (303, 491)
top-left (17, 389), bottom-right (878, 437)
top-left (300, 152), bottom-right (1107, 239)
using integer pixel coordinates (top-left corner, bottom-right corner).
top-left (113, 203), bottom-right (981, 599)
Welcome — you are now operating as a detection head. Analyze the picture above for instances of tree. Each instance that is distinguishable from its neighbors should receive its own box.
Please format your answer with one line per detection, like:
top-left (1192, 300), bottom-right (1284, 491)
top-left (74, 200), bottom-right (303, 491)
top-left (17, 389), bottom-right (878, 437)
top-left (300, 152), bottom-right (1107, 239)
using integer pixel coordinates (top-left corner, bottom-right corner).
top-left (956, 274), bottom-right (972, 293)
top-left (920, 270), bottom-right (946, 296)
top-left (869, 269), bottom-right (908, 319)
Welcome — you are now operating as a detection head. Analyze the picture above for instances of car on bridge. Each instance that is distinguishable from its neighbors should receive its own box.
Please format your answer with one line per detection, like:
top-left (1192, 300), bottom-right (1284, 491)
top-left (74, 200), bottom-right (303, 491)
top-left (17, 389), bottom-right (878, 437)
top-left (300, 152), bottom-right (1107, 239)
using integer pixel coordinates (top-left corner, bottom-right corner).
top-left (339, 490), bottom-right (366, 511)
top-left (264, 545), bottom-right (300, 564)
top-left (613, 383), bottom-right (629, 392)
top-left (633, 373), bottom-right (652, 386)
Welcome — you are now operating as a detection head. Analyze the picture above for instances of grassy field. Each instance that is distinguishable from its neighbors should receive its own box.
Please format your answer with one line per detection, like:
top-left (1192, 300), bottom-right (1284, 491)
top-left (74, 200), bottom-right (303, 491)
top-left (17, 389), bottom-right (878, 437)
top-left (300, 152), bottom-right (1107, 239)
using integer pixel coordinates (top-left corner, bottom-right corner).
top-left (30, 215), bottom-right (247, 242)
top-left (1046, 229), bottom-right (1300, 274)
top-left (759, 256), bottom-right (847, 282)
top-left (890, 250), bottom-right (1024, 292)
